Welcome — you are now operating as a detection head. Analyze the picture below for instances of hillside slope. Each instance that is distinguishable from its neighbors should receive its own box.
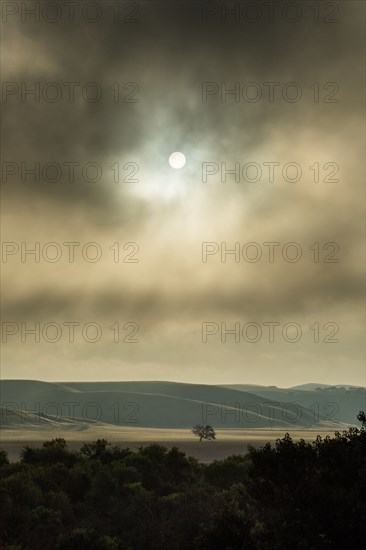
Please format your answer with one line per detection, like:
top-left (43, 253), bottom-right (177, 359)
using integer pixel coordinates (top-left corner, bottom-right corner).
top-left (0, 380), bottom-right (348, 429)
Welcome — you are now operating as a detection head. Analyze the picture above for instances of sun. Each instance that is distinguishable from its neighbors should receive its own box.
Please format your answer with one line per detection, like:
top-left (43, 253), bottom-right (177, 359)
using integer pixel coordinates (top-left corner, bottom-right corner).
top-left (169, 151), bottom-right (186, 169)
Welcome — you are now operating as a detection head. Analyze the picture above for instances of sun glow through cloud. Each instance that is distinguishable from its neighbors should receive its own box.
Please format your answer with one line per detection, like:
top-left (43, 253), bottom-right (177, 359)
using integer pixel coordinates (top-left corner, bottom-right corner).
top-left (169, 151), bottom-right (186, 169)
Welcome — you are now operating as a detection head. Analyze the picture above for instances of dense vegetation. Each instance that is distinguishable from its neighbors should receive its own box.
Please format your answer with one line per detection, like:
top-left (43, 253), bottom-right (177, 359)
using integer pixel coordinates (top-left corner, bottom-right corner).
top-left (1, 414), bottom-right (366, 549)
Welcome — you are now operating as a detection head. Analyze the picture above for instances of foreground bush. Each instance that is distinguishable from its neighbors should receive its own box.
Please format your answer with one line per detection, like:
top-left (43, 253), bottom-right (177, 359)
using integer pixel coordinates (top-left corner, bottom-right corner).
top-left (1, 416), bottom-right (365, 549)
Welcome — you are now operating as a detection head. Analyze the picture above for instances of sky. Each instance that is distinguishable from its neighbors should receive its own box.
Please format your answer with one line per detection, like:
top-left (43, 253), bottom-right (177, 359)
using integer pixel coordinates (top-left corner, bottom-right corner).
top-left (1, 0), bottom-right (365, 386)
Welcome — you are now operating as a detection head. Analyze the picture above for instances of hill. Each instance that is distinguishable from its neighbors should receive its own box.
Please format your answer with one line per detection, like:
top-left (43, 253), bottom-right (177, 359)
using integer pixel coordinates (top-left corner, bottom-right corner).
top-left (220, 384), bottom-right (365, 424)
top-left (0, 379), bottom-right (352, 429)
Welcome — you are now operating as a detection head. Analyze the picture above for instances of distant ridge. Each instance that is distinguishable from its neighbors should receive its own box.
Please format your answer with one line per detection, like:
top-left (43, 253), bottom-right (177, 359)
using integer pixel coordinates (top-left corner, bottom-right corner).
top-left (289, 383), bottom-right (363, 391)
top-left (1, 379), bottom-right (361, 429)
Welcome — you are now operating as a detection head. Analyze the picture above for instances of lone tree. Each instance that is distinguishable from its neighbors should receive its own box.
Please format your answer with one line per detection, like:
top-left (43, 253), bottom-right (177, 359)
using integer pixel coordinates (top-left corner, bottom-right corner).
top-left (192, 424), bottom-right (216, 442)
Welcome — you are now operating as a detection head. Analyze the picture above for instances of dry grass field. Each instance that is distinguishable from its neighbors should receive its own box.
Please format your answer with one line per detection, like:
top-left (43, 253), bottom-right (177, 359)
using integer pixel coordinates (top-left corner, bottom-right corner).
top-left (0, 426), bottom-right (337, 463)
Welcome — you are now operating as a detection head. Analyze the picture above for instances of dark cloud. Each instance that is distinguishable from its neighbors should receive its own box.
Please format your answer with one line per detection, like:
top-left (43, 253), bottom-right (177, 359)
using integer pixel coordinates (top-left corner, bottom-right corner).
top-left (1, 1), bottom-right (364, 385)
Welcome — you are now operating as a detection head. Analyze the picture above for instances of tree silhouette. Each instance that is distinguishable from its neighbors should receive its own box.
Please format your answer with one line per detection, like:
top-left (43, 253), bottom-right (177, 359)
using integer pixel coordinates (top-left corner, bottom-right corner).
top-left (1, 416), bottom-right (365, 549)
top-left (357, 411), bottom-right (366, 427)
top-left (80, 439), bottom-right (110, 460)
top-left (192, 424), bottom-right (216, 442)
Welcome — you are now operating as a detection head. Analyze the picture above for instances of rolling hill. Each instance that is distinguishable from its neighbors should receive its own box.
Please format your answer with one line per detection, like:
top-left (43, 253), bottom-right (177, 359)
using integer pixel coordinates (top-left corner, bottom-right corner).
top-left (220, 384), bottom-right (365, 424)
top-left (1, 379), bottom-right (359, 430)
